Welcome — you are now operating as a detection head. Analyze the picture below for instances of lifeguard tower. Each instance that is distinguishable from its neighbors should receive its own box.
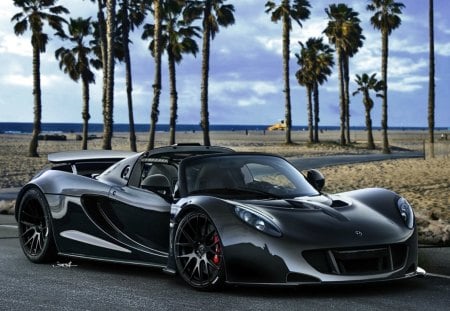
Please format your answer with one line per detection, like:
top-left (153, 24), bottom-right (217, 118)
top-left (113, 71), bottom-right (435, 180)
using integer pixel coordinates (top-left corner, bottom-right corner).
top-left (267, 120), bottom-right (286, 131)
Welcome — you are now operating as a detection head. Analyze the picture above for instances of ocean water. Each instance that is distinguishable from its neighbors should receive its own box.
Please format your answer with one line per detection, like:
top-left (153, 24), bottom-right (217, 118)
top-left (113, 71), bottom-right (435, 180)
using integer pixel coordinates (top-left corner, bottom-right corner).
top-left (0, 122), bottom-right (307, 134)
top-left (0, 122), bottom-right (441, 134)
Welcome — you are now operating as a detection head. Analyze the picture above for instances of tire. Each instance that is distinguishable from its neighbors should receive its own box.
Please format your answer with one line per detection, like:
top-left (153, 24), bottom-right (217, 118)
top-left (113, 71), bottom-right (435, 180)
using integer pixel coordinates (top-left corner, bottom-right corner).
top-left (17, 188), bottom-right (57, 263)
top-left (174, 211), bottom-right (225, 290)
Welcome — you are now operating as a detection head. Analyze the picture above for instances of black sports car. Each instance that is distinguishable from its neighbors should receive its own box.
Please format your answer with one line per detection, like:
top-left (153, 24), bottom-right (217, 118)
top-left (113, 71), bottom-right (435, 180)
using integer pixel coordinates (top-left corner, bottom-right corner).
top-left (16, 145), bottom-right (425, 290)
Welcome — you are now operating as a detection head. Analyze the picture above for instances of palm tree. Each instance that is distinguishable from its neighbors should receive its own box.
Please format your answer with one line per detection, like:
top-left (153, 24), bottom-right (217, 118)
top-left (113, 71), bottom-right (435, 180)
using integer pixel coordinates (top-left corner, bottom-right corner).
top-left (11, 0), bottom-right (69, 157)
top-left (428, 0), bottom-right (435, 152)
top-left (324, 3), bottom-right (364, 146)
top-left (367, 0), bottom-right (405, 154)
top-left (296, 38), bottom-right (334, 143)
top-left (143, 1), bottom-right (201, 145)
top-left (55, 17), bottom-right (96, 150)
top-left (117, 0), bottom-right (148, 152)
top-left (147, 0), bottom-right (163, 151)
top-left (265, 0), bottom-right (311, 145)
top-left (352, 73), bottom-right (384, 150)
top-left (185, 0), bottom-right (235, 146)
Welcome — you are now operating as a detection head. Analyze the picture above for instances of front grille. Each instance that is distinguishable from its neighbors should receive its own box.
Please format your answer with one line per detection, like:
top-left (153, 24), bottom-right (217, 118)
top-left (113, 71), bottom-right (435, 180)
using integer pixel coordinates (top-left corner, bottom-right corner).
top-left (303, 244), bottom-right (408, 275)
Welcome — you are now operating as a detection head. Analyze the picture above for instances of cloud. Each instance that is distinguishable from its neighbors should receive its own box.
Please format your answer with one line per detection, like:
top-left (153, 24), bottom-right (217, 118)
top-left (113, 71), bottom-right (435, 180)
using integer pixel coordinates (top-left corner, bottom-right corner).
top-left (389, 57), bottom-right (428, 76)
top-left (209, 80), bottom-right (278, 98)
top-left (391, 39), bottom-right (427, 54)
top-left (391, 40), bottom-right (450, 57)
top-left (0, 33), bottom-right (32, 56)
top-left (2, 73), bottom-right (72, 89)
top-left (255, 18), bottom-right (329, 56)
top-left (435, 43), bottom-right (450, 57)
top-left (388, 75), bottom-right (428, 93)
top-left (351, 49), bottom-right (381, 75)
top-left (1, 74), bottom-right (31, 87)
top-left (237, 96), bottom-right (267, 107)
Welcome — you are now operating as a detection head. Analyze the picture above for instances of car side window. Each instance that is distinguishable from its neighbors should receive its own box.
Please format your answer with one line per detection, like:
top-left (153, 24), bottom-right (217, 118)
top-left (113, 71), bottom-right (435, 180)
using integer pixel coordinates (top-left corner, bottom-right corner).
top-left (139, 163), bottom-right (178, 198)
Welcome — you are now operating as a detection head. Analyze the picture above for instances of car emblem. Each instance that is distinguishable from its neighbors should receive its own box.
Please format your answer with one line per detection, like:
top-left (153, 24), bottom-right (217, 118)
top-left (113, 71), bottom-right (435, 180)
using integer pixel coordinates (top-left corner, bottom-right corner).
top-left (354, 230), bottom-right (363, 237)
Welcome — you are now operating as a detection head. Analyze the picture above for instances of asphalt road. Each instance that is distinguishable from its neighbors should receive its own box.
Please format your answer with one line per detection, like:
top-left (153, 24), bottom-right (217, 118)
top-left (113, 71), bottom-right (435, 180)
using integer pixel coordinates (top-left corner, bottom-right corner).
top-left (0, 232), bottom-right (449, 310)
top-left (288, 152), bottom-right (424, 170)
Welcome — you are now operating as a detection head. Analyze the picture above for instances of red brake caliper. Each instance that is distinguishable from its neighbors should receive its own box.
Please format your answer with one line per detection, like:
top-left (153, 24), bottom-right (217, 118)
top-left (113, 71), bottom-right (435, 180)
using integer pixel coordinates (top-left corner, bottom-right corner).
top-left (212, 234), bottom-right (221, 265)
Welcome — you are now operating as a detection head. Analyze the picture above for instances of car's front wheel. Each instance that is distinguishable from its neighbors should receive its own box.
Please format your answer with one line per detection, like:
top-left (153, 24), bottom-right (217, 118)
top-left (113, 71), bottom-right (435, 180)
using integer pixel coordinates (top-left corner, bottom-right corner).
top-left (17, 188), bottom-right (57, 263)
top-left (174, 211), bottom-right (225, 290)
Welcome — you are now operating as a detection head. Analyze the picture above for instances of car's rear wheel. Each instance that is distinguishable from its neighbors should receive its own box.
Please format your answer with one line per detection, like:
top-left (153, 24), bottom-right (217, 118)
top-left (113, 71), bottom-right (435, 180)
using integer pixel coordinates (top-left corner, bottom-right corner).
top-left (174, 211), bottom-right (225, 290)
top-left (18, 188), bottom-right (56, 263)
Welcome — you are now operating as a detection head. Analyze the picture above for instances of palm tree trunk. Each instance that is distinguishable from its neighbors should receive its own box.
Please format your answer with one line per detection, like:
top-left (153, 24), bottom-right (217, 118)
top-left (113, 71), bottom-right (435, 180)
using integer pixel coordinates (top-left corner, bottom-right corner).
top-left (102, 0), bottom-right (116, 150)
top-left (364, 91), bottom-right (375, 150)
top-left (147, 0), bottom-right (162, 151)
top-left (337, 48), bottom-right (346, 146)
top-left (313, 82), bottom-right (320, 143)
top-left (200, 1), bottom-right (212, 146)
top-left (96, 0), bottom-right (108, 145)
top-left (29, 44), bottom-right (41, 157)
top-left (366, 112), bottom-right (375, 150)
top-left (381, 30), bottom-right (390, 154)
top-left (306, 86), bottom-right (313, 143)
top-left (122, 0), bottom-right (137, 152)
top-left (343, 55), bottom-right (351, 144)
top-left (81, 78), bottom-right (90, 150)
top-left (282, 1), bottom-right (293, 144)
top-left (428, 0), bottom-right (435, 154)
top-left (168, 50), bottom-right (178, 146)
top-left (125, 52), bottom-right (137, 152)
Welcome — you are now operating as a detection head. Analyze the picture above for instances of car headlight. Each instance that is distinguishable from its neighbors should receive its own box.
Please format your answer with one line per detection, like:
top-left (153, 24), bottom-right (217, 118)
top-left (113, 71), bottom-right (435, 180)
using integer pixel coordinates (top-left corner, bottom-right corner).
top-left (397, 197), bottom-right (414, 229)
top-left (234, 205), bottom-right (282, 237)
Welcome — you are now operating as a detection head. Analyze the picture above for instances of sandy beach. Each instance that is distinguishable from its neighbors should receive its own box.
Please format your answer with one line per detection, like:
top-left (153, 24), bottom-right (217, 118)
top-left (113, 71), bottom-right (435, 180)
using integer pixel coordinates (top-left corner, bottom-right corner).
top-left (0, 129), bottom-right (449, 245)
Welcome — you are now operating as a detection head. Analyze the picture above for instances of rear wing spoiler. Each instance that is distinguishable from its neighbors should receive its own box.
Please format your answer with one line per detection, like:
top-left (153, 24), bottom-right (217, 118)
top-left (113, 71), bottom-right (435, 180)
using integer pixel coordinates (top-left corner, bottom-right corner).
top-left (46, 150), bottom-right (139, 177)
top-left (48, 150), bottom-right (138, 164)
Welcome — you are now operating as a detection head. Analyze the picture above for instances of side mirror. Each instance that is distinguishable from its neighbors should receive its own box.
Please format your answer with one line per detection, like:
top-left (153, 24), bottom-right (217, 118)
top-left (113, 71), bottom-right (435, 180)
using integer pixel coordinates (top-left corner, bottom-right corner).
top-left (306, 169), bottom-right (325, 192)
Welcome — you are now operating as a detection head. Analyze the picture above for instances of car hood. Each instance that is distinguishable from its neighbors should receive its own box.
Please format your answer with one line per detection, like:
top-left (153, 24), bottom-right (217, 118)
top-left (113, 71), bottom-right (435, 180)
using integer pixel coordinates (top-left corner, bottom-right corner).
top-left (230, 192), bottom-right (413, 248)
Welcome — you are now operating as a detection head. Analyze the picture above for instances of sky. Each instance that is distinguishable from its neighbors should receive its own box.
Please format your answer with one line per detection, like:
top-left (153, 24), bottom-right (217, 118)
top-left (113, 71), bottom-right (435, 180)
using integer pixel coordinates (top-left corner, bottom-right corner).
top-left (0, 0), bottom-right (449, 128)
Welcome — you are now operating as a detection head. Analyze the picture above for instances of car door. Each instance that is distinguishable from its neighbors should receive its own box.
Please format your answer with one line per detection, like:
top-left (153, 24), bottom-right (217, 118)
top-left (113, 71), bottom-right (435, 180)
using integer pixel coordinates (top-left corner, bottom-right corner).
top-left (106, 185), bottom-right (171, 259)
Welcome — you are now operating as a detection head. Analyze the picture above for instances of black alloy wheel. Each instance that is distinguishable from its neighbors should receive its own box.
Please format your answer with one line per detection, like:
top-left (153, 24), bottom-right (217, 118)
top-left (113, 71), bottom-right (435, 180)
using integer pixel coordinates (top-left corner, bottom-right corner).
top-left (18, 188), bottom-right (56, 263)
top-left (174, 211), bottom-right (225, 290)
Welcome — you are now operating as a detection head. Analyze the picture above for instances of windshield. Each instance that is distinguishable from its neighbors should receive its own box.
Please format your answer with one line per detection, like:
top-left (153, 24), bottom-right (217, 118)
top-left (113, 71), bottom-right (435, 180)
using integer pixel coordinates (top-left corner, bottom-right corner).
top-left (181, 154), bottom-right (319, 199)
